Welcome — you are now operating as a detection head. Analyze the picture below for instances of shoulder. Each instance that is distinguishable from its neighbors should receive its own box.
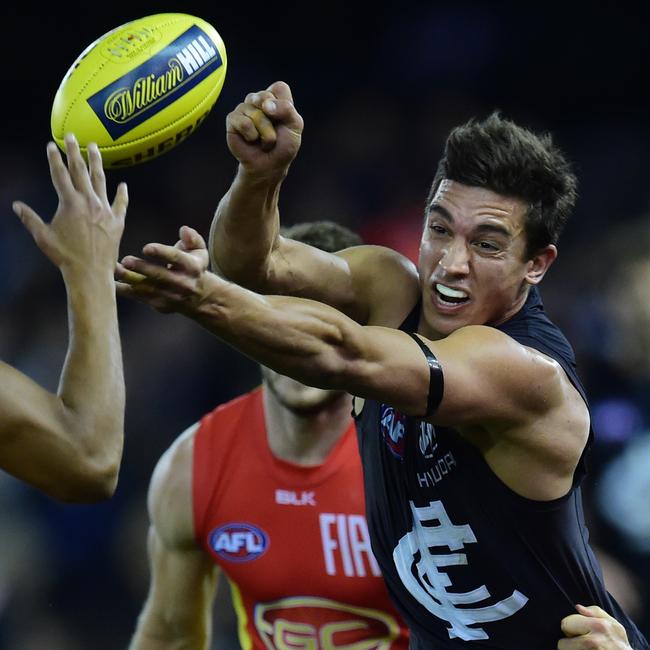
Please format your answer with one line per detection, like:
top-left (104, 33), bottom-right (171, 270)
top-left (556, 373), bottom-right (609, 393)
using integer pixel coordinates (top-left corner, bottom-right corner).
top-left (453, 325), bottom-right (567, 384)
top-left (338, 244), bottom-right (418, 281)
top-left (338, 245), bottom-right (420, 326)
top-left (148, 423), bottom-right (198, 548)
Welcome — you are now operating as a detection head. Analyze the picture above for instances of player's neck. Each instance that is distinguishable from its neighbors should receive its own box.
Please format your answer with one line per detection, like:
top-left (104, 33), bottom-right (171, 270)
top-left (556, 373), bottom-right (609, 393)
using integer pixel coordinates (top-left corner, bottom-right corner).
top-left (262, 388), bottom-right (353, 466)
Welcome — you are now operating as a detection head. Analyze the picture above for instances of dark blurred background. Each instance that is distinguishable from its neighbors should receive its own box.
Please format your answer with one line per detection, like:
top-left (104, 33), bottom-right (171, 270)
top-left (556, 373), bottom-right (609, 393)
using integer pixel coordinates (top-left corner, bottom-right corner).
top-left (1, 2), bottom-right (649, 648)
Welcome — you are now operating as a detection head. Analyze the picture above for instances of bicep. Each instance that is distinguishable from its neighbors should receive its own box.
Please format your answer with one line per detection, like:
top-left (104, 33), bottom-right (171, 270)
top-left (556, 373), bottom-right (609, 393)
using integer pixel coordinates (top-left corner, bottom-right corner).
top-left (425, 327), bottom-right (560, 427)
top-left (346, 326), bottom-right (551, 427)
top-left (268, 241), bottom-right (418, 325)
top-left (0, 362), bottom-right (78, 492)
top-left (267, 238), bottom-right (365, 320)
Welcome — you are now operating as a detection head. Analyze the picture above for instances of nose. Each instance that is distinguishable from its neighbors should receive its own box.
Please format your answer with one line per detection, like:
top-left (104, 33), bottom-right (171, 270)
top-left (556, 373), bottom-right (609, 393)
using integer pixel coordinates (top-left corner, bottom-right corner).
top-left (438, 239), bottom-right (470, 275)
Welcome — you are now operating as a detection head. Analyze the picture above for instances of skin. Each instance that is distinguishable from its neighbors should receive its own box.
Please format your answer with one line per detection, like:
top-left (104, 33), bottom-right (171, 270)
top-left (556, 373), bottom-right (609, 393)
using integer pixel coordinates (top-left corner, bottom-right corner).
top-left (2, 134), bottom-right (128, 502)
top-left (128, 370), bottom-right (354, 649)
top-left (417, 179), bottom-right (556, 339)
top-left (115, 81), bottom-right (636, 648)
top-left (558, 606), bottom-right (632, 650)
top-left (127, 421), bottom-right (218, 650)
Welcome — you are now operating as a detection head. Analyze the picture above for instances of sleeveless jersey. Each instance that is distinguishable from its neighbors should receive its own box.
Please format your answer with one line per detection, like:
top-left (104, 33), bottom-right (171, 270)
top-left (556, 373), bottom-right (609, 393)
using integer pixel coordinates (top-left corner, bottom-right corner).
top-left (193, 387), bottom-right (410, 650)
top-left (354, 287), bottom-right (649, 649)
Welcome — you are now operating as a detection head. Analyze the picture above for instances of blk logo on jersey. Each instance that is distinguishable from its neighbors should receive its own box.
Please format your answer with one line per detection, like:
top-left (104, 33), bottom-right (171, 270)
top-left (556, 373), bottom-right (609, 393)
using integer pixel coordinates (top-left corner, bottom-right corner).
top-left (209, 522), bottom-right (269, 563)
top-left (393, 500), bottom-right (528, 641)
top-left (379, 405), bottom-right (407, 459)
top-left (275, 489), bottom-right (316, 506)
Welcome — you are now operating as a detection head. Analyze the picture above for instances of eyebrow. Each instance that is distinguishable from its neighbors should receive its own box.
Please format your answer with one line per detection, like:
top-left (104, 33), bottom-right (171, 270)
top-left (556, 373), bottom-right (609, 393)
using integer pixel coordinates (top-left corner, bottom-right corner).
top-left (428, 204), bottom-right (513, 238)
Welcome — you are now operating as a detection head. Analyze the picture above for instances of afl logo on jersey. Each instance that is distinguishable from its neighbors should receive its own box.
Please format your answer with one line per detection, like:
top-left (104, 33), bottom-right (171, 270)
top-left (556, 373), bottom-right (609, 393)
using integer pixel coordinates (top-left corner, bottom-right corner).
top-left (379, 404), bottom-right (407, 459)
top-left (209, 522), bottom-right (269, 562)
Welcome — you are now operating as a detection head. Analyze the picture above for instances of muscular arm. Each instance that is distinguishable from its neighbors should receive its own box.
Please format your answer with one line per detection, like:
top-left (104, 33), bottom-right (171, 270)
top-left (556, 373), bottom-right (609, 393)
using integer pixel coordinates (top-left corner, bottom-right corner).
top-left (117, 253), bottom-right (565, 427)
top-left (210, 81), bottom-right (418, 324)
top-left (1, 135), bottom-right (127, 502)
top-left (130, 425), bottom-right (220, 650)
top-left (118, 243), bottom-right (589, 501)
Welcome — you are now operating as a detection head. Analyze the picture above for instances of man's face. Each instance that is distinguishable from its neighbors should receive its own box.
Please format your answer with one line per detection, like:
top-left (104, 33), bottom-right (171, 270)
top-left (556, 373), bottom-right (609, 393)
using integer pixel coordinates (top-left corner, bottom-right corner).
top-left (418, 180), bottom-right (545, 338)
top-left (261, 367), bottom-right (344, 414)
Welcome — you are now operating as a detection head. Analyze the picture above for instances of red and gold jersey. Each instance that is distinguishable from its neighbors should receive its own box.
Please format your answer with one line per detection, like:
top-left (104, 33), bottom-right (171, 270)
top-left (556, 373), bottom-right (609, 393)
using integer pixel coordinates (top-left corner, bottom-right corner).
top-left (193, 387), bottom-right (409, 650)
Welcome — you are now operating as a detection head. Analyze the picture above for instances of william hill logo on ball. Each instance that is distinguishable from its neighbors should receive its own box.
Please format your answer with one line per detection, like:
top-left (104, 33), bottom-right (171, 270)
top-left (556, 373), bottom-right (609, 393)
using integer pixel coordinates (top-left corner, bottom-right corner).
top-left (87, 24), bottom-right (222, 140)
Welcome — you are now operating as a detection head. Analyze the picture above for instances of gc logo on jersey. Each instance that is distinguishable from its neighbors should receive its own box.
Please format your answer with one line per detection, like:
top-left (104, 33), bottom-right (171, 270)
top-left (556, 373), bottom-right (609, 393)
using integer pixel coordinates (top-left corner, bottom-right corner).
top-left (379, 405), bottom-right (407, 459)
top-left (254, 596), bottom-right (401, 650)
top-left (209, 522), bottom-right (269, 563)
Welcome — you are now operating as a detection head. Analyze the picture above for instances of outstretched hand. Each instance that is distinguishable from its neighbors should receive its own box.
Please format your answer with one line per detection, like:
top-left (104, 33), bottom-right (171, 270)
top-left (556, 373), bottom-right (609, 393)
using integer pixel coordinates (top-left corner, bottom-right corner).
top-left (558, 605), bottom-right (632, 649)
top-left (116, 225), bottom-right (217, 314)
top-left (12, 134), bottom-right (128, 276)
top-left (226, 80), bottom-right (304, 178)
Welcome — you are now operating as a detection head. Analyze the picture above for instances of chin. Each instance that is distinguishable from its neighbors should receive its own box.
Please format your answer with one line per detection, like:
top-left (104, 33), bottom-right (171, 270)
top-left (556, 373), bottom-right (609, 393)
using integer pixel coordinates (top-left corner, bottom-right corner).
top-left (263, 371), bottom-right (344, 414)
top-left (423, 306), bottom-right (472, 338)
top-left (278, 388), bottom-right (345, 415)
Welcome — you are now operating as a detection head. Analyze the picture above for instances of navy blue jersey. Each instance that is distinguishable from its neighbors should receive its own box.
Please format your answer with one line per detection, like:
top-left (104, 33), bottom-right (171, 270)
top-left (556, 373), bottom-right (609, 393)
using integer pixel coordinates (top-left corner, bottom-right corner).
top-left (354, 287), bottom-right (648, 649)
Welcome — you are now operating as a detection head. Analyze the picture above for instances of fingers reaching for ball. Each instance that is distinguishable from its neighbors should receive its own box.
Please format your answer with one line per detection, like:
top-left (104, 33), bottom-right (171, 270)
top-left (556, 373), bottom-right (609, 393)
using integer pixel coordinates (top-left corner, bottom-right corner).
top-left (116, 230), bottom-right (217, 316)
top-left (12, 134), bottom-right (127, 274)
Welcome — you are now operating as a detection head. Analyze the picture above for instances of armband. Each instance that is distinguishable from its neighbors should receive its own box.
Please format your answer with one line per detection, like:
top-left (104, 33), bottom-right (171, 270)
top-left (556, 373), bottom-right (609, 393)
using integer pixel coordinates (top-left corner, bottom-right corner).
top-left (407, 332), bottom-right (444, 418)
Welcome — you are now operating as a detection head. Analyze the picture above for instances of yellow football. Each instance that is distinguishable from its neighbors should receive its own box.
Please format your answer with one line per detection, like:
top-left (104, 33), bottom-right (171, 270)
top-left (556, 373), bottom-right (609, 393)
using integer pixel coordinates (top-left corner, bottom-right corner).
top-left (51, 13), bottom-right (227, 168)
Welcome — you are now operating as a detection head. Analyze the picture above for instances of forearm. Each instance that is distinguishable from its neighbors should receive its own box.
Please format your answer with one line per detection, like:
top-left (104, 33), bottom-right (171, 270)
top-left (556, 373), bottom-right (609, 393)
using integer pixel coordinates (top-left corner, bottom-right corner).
top-left (131, 527), bottom-right (216, 650)
top-left (190, 277), bottom-right (428, 414)
top-left (194, 279), bottom-right (348, 383)
top-left (209, 166), bottom-right (285, 285)
top-left (129, 614), bottom-right (209, 650)
top-left (58, 270), bottom-right (124, 488)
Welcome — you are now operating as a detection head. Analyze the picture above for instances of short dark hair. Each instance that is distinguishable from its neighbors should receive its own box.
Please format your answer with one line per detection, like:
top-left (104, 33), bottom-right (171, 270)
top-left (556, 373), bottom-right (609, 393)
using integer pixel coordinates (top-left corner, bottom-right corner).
top-left (282, 220), bottom-right (363, 252)
top-left (427, 112), bottom-right (578, 258)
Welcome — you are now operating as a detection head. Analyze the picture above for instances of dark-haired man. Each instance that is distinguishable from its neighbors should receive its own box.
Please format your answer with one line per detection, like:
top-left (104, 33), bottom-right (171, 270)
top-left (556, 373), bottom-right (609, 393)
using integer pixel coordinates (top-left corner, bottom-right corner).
top-left (117, 82), bottom-right (648, 649)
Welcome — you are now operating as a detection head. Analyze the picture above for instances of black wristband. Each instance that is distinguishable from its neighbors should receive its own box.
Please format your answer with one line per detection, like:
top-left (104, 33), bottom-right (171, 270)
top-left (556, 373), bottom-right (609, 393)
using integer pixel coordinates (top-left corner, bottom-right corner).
top-left (407, 332), bottom-right (444, 418)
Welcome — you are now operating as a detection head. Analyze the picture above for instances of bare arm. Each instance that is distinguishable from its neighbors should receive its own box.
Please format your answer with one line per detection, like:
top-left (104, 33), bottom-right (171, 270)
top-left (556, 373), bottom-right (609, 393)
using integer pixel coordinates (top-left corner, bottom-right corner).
top-left (210, 81), bottom-right (301, 285)
top-left (1, 135), bottom-right (128, 502)
top-left (211, 81), bottom-right (418, 323)
top-left (116, 245), bottom-right (564, 427)
top-left (130, 425), bottom-right (220, 650)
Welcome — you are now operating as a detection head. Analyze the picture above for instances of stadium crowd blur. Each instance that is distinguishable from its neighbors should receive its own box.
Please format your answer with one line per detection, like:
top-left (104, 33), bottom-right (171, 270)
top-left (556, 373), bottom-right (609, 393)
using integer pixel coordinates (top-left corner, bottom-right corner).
top-left (1, 4), bottom-right (649, 648)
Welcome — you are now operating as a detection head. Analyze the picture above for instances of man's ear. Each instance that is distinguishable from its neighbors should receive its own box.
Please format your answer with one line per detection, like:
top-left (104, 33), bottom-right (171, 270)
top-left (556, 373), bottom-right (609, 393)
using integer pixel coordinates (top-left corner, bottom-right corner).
top-left (525, 244), bottom-right (557, 285)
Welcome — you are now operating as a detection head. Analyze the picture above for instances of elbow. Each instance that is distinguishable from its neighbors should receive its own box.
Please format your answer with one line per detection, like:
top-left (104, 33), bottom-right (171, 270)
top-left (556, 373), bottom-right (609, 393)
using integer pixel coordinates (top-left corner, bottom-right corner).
top-left (304, 351), bottom-right (362, 393)
top-left (78, 464), bottom-right (120, 502)
top-left (50, 443), bottom-right (122, 504)
top-left (54, 467), bottom-right (119, 503)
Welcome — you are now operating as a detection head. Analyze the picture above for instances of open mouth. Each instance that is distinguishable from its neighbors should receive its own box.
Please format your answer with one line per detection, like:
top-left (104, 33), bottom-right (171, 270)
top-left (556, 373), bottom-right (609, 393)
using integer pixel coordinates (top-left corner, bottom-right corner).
top-left (435, 283), bottom-right (469, 306)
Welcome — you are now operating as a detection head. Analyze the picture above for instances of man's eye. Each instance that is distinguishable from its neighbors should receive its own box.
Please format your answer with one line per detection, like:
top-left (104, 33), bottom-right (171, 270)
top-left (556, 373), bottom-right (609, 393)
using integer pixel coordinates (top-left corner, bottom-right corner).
top-left (430, 224), bottom-right (447, 235)
top-left (476, 241), bottom-right (499, 251)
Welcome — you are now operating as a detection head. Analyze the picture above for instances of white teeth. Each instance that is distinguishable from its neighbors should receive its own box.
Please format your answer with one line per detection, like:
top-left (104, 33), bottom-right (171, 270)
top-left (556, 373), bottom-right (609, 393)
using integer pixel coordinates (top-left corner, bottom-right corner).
top-left (436, 283), bottom-right (467, 299)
